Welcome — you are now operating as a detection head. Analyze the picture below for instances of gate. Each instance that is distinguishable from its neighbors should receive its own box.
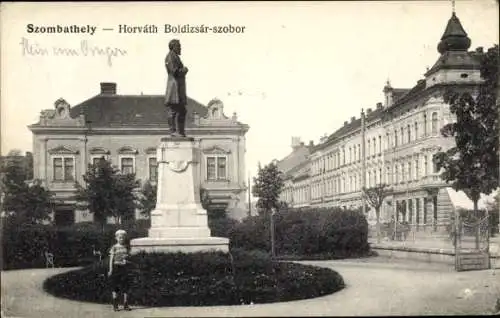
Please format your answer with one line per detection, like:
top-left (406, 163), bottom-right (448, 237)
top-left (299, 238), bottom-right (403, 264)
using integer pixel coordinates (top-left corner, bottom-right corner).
top-left (455, 214), bottom-right (490, 271)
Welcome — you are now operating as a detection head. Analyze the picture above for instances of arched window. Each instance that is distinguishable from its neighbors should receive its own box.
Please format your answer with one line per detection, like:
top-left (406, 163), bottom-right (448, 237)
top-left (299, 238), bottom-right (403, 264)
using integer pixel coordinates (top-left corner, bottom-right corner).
top-left (414, 122), bottom-right (418, 140)
top-left (431, 112), bottom-right (438, 134)
top-left (400, 127), bottom-right (404, 144)
top-left (372, 137), bottom-right (376, 155)
top-left (407, 124), bottom-right (411, 142)
top-left (394, 130), bottom-right (398, 147)
top-left (378, 136), bottom-right (382, 154)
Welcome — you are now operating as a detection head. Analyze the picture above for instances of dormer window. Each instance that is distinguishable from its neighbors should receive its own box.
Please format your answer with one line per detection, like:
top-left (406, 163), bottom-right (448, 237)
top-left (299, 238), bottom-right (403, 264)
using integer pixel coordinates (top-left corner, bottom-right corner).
top-left (460, 73), bottom-right (468, 78)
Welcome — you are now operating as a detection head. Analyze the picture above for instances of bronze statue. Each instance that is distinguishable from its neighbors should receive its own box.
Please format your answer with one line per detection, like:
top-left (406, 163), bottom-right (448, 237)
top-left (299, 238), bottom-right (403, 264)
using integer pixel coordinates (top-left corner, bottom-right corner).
top-left (164, 39), bottom-right (188, 137)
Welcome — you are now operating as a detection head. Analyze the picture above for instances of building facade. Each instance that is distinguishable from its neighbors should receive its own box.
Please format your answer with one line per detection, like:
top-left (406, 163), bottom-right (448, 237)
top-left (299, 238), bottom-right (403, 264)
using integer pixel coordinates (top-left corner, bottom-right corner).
top-left (278, 11), bottom-right (487, 227)
top-left (29, 82), bottom-right (250, 225)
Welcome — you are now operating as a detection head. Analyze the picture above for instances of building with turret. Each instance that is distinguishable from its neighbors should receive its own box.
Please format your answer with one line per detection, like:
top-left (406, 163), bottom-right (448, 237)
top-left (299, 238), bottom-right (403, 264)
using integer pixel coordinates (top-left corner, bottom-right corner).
top-left (277, 10), bottom-right (490, 228)
top-left (29, 82), bottom-right (250, 226)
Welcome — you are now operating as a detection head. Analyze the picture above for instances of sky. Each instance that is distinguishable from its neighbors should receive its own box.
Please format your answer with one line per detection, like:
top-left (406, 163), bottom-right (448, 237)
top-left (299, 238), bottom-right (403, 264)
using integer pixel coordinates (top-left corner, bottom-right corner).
top-left (1, 1), bottom-right (498, 185)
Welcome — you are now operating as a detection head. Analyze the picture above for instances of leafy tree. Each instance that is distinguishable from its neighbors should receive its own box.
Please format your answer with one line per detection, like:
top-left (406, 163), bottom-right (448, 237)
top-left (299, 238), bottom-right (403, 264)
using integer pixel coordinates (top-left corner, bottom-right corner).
top-left (252, 162), bottom-right (285, 217)
top-left (75, 158), bottom-right (140, 227)
top-left (1, 150), bottom-right (53, 225)
top-left (362, 183), bottom-right (391, 242)
top-left (138, 180), bottom-right (157, 218)
top-left (434, 45), bottom-right (499, 219)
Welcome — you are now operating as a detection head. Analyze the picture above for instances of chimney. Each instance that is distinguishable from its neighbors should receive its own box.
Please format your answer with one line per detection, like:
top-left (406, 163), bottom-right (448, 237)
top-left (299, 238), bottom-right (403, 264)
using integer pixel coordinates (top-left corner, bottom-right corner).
top-left (100, 82), bottom-right (117, 95)
top-left (350, 116), bottom-right (356, 123)
top-left (344, 121), bottom-right (348, 126)
top-left (367, 108), bottom-right (372, 114)
top-left (376, 102), bottom-right (383, 110)
top-left (291, 136), bottom-right (301, 151)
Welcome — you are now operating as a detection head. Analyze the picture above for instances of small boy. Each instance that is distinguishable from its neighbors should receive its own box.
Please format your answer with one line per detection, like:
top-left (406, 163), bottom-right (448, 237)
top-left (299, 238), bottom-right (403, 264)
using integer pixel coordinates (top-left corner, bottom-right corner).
top-left (108, 229), bottom-right (132, 311)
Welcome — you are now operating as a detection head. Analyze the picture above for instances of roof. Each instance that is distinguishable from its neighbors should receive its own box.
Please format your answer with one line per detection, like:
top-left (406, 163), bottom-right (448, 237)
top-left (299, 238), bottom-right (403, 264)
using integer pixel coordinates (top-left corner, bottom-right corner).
top-left (425, 50), bottom-right (481, 77)
top-left (64, 94), bottom-right (209, 128)
top-left (312, 106), bottom-right (385, 152)
top-left (276, 145), bottom-right (311, 175)
top-left (440, 12), bottom-right (468, 40)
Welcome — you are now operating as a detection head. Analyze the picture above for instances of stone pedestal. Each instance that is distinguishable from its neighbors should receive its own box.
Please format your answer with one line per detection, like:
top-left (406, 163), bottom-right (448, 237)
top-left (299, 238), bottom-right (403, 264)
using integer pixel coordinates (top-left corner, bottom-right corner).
top-left (131, 136), bottom-right (229, 254)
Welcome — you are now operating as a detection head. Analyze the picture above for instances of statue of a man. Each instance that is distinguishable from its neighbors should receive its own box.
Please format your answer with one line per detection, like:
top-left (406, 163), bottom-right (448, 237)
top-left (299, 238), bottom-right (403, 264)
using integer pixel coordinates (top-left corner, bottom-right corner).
top-left (164, 39), bottom-right (189, 137)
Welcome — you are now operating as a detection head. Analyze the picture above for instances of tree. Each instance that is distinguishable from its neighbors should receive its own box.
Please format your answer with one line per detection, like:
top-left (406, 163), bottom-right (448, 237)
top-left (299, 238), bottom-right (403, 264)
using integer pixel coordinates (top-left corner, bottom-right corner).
top-left (1, 150), bottom-right (53, 225)
top-left (434, 45), bottom-right (499, 220)
top-left (252, 162), bottom-right (285, 217)
top-left (75, 158), bottom-right (140, 227)
top-left (362, 183), bottom-right (391, 242)
top-left (138, 180), bottom-right (157, 218)
top-left (486, 190), bottom-right (500, 237)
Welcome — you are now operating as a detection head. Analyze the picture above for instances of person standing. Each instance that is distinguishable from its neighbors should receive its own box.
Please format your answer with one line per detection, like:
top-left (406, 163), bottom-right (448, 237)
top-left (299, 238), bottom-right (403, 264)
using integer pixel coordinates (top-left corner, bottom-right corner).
top-left (108, 229), bottom-right (132, 311)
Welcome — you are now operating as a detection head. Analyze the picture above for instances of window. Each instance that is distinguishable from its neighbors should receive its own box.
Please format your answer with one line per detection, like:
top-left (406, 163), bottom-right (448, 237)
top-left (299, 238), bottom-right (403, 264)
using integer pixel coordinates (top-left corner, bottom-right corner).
top-left (431, 112), bottom-right (438, 134)
top-left (120, 157), bottom-right (134, 174)
top-left (368, 172), bottom-right (371, 187)
top-left (401, 163), bottom-right (405, 182)
top-left (372, 138), bottom-right (376, 155)
top-left (349, 147), bottom-right (352, 163)
top-left (379, 168), bottom-right (382, 185)
top-left (53, 157), bottom-right (74, 181)
top-left (415, 159), bottom-right (419, 179)
top-left (367, 140), bottom-right (371, 156)
top-left (408, 162), bottom-right (412, 181)
top-left (424, 156), bottom-right (428, 175)
top-left (386, 167), bottom-right (391, 184)
top-left (342, 149), bottom-right (345, 165)
top-left (357, 144), bottom-right (360, 160)
top-left (414, 122), bottom-right (418, 140)
top-left (207, 156), bottom-right (227, 180)
top-left (423, 113), bottom-right (428, 136)
top-left (395, 165), bottom-right (399, 183)
top-left (400, 127), bottom-right (404, 144)
top-left (407, 124), bottom-right (411, 142)
top-left (378, 136), bottom-right (382, 154)
top-left (148, 157), bottom-right (158, 181)
top-left (394, 130), bottom-right (398, 147)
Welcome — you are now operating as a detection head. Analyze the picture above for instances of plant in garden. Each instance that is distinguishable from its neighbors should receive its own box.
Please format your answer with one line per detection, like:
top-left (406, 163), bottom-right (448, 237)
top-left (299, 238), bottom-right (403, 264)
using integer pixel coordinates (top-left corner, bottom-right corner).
top-left (138, 180), bottom-right (157, 218)
top-left (75, 157), bottom-right (140, 227)
top-left (362, 183), bottom-right (392, 242)
top-left (252, 162), bottom-right (285, 217)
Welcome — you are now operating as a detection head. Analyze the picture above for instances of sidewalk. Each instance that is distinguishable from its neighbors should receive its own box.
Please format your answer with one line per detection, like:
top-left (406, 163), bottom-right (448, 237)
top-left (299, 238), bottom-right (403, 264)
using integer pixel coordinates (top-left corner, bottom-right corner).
top-left (2, 257), bottom-right (499, 317)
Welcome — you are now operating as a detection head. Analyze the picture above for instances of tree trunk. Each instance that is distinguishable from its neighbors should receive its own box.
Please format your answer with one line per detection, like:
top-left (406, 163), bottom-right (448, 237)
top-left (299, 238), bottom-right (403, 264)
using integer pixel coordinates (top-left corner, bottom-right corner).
top-left (376, 208), bottom-right (381, 243)
top-left (474, 199), bottom-right (479, 250)
top-left (270, 209), bottom-right (275, 259)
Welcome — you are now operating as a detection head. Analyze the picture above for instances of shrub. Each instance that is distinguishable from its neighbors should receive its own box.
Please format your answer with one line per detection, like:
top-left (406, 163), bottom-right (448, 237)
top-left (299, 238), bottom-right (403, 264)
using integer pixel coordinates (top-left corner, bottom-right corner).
top-left (1, 222), bottom-right (149, 270)
top-left (230, 207), bottom-right (371, 259)
top-left (208, 216), bottom-right (240, 238)
top-left (43, 250), bottom-right (345, 306)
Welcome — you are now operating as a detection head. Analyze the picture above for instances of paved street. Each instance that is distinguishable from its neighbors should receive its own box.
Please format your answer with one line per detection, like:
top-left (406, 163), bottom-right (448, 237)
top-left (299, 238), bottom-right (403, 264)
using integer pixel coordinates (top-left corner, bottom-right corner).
top-left (2, 257), bottom-right (499, 317)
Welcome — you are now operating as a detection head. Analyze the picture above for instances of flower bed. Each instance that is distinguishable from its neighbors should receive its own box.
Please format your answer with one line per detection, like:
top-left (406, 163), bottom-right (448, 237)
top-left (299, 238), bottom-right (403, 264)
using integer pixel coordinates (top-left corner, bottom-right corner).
top-left (43, 249), bottom-right (345, 306)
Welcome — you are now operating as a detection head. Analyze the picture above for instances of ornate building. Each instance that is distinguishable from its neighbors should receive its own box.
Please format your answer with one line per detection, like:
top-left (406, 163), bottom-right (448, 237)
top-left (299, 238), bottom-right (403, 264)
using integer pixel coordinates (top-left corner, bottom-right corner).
top-left (278, 11), bottom-right (488, 227)
top-left (28, 82), bottom-right (250, 226)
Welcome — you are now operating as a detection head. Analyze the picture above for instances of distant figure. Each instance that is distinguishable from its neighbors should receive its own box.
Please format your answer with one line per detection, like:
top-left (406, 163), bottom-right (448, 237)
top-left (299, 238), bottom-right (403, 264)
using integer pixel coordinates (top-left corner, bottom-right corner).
top-left (164, 39), bottom-right (189, 137)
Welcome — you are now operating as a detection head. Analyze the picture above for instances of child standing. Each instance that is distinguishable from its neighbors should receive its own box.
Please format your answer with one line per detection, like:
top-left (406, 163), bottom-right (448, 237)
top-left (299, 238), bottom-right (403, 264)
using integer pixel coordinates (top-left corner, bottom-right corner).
top-left (108, 229), bottom-right (132, 311)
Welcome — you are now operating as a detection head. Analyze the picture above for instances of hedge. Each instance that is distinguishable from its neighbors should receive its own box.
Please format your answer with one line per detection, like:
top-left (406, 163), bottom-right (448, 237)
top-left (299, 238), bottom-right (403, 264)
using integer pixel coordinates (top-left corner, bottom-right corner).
top-left (1, 216), bottom-right (235, 270)
top-left (229, 207), bottom-right (371, 259)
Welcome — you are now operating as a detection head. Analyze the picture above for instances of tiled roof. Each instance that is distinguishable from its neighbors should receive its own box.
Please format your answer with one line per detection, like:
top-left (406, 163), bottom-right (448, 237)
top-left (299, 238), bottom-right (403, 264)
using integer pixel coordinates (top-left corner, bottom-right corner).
top-left (425, 51), bottom-right (481, 77)
top-left (276, 145), bottom-right (311, 175)
top-left (392, 88), bottom-right (411, 101)
top-left (316, 107), bottom-right (385, 148)
top-left (65, 94), bottom-right (209, 128)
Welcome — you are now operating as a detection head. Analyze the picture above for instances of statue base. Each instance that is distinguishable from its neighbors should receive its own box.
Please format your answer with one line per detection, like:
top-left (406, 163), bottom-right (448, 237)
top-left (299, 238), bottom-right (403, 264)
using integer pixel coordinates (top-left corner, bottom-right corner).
top-left (130, 237), bottom-right (229, 254)
top-left (130, 135), bottom-right (229, 255)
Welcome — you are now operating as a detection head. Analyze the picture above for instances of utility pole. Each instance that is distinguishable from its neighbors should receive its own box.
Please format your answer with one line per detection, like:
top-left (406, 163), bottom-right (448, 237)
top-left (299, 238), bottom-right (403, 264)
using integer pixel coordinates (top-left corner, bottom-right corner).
top-left (361, 108), bottom-right (366, 216)
top-left (247, 171), bottom-right (252, 217)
